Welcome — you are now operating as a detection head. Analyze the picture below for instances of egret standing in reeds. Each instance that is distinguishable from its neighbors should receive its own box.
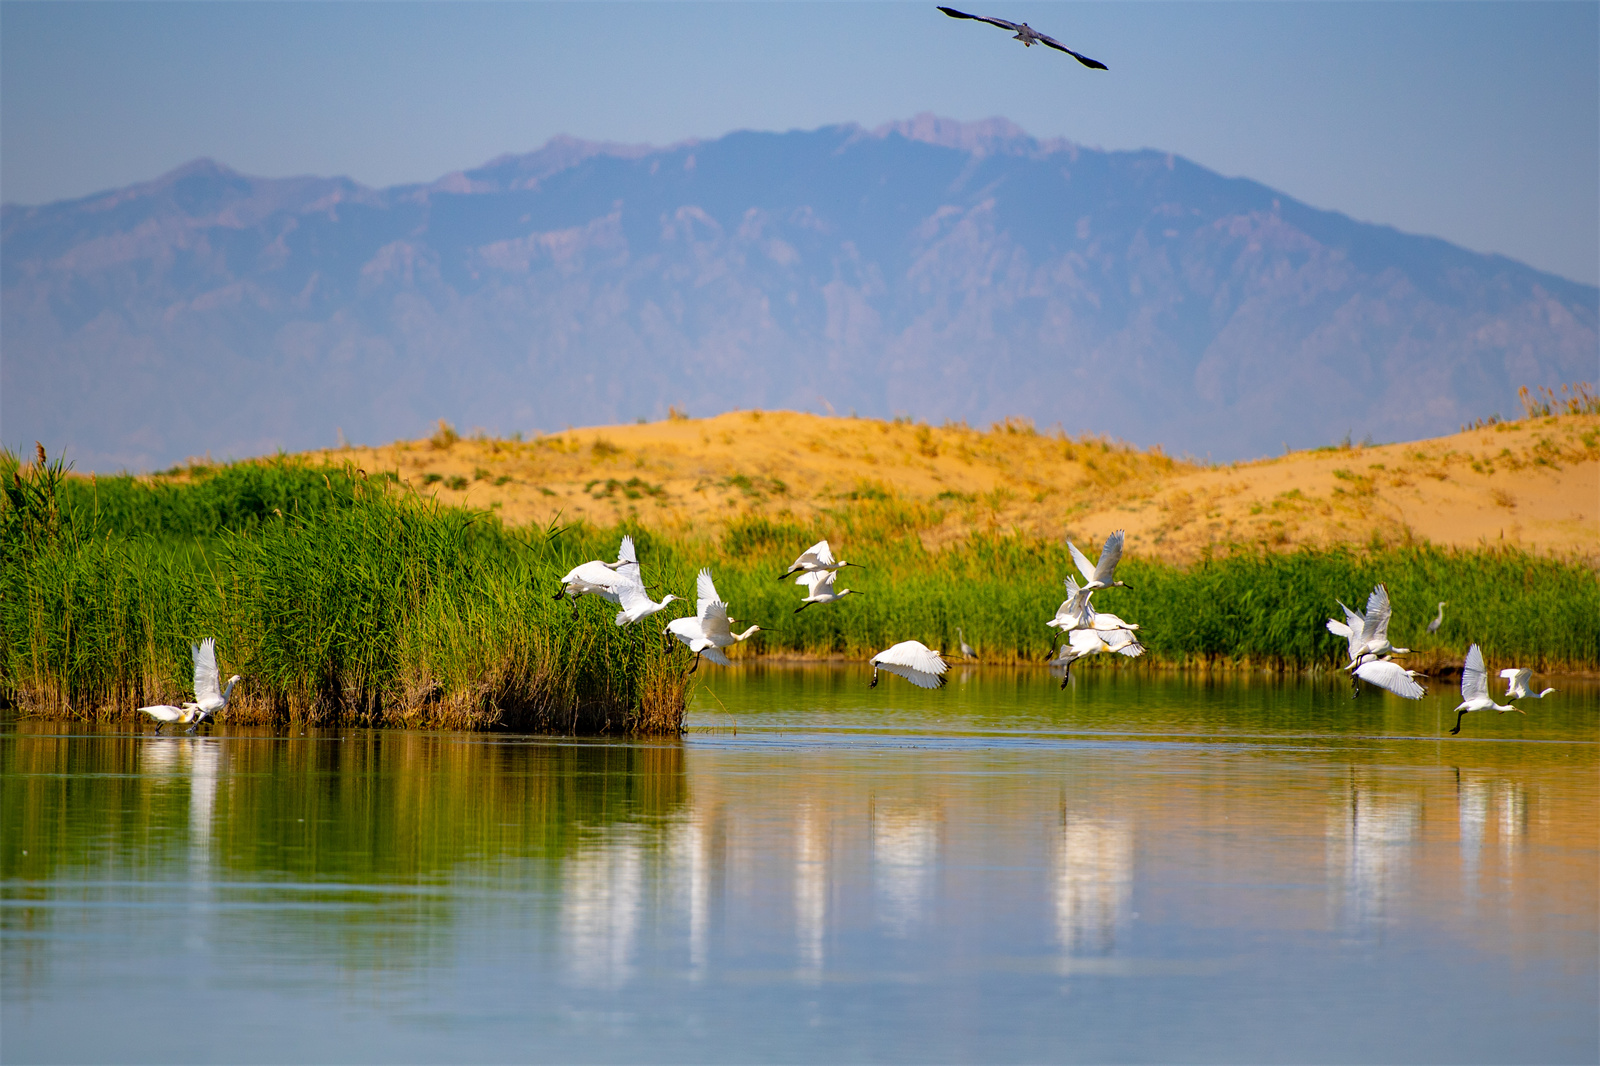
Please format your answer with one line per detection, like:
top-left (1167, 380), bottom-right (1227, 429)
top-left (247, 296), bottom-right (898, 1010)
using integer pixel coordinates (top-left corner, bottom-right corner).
top-left (1067, 530), bottom-right (1133, 592)
top-left (795, 569), bottom-right (861, 612)
top-left (1451, 644), bottom-right (1519, 735)
top-left (139, 638), bottom-right (241, 733)
top-left (869, 641), bottom-right (948, 689)
top-left (1427, 601), bottom-right (1447, 634)
top-left (1500, 668), bottom-right (1555, 700)
top-left (780, 540), bottom-right (862, 581)
top-left (957, 627), bottom-right (977, 660)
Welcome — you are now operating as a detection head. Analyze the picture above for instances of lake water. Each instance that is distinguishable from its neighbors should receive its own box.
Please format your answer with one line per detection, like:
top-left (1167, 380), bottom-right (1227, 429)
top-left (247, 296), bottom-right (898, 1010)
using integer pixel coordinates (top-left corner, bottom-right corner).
top-left (3, 667), bottom-right (1596, 1063)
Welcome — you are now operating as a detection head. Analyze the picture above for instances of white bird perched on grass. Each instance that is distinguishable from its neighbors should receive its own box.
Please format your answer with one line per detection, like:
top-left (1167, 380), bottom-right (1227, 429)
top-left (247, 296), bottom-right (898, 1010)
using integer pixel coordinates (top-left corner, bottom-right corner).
top-left (613, 580), bottom-right (682, 628)
top-left (1067, 529), bottom-right (1133, 592)
top-left (957, 626), bottom-right (977, 660)
top-left (1426, 601), bottom-right (1447, 635)
top-left (555, 535), bottom-right (642, 616)
top-left (666, 568), bottom-right (764, 672)
top-left (780, 539), bottom-right (862, 582)
top-left (139, 638), bottom-right (241, 733)
top-left (1048, 627), bottom-right (1144, 688)
top-left (1451, 644), bottom-right (1519, 735)
top-left (869, 641), bottom-right (948, 689)
top-left (1500, 668), bottom-right (1555, 701)
top-left (1353, 659), bottom-right (1426, 700)
top-left (794, 569), bottom-right (861, 612)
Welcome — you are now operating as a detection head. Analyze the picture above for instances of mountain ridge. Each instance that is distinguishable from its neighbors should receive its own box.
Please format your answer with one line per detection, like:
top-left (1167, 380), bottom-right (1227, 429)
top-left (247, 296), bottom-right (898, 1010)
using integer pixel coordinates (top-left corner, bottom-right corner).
top-left (3, 114), bottom-right (1594, 471)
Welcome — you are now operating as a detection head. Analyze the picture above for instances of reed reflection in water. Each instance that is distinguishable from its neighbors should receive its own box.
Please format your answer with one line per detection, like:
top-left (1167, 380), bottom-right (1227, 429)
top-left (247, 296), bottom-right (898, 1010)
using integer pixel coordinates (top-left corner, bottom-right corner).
top-left (3, 670), bottom-right (1596, 1063)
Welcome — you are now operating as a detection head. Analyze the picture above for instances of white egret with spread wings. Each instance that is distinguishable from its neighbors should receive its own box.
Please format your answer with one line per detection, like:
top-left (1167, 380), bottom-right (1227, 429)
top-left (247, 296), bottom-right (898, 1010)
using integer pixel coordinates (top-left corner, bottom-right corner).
top-left (1451, 644), bottom-right (1518, 735)
top-left (869, 641), bottom-right (948, 689)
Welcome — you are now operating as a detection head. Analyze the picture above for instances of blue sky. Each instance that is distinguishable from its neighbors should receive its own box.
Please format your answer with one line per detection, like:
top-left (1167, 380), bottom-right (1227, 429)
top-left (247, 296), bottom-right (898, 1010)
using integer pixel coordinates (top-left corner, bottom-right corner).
top-left (3, 1), bottom-right (1596, 285)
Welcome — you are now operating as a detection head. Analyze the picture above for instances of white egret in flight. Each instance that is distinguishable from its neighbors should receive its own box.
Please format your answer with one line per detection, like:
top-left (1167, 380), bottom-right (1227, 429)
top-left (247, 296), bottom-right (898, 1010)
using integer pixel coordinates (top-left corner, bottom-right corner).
top-left (613, 581), bottom-right (682, 627)
top-left (1451, 644), bottom-right (1518, 735)
top-left (666, 569), bottom-right (764, 672)
top-left (780, 539), bottom-right (861, 582)
top-left (1048, 627), bottom-right (1144, 688)
top-left (937, 6), bottom-right (1108, 69)
top-left (870, 641), bottom-right (948, 689)
top-left (1067, 529), bottom-right (1132, 592)
top-left (1353, 659), bottom-right (1425, 700)
top-left (795, 569), bottom-right (861, 612)
top-left (1499, 668), bottom-right (1554, 700)
top-left (556, 535), bottom-right (642, 616)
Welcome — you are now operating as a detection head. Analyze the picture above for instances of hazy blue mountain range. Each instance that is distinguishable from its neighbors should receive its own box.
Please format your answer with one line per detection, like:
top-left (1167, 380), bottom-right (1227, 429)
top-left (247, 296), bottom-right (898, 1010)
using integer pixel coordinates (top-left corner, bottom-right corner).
top-left (4, 114), bottom-right (1595, 471)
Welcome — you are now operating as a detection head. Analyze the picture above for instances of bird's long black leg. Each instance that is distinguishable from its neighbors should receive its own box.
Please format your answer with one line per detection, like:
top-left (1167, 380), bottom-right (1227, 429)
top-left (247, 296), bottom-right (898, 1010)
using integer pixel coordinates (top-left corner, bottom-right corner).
top-left (689, 653), bottom-right (701, 675)
top-left (869, 667), bottom-right (879, 688)
top-left (1449, 709), bottom-right (1469, 736)
top-left (155, 722), bottom-right (163, 735)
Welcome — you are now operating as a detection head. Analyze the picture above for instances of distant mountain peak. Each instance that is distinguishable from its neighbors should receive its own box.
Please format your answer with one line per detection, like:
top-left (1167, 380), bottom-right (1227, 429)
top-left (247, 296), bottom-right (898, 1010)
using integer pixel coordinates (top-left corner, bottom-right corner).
top-left (865, 112), bottom-right (1076, 158)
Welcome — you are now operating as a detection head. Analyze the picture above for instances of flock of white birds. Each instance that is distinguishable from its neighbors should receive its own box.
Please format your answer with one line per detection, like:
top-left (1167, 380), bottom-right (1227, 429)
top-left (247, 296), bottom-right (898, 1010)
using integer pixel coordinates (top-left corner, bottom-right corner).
top-left (1325, 583), bottom-right (1556, 735)
top-left (138, 532), bottom-right (1556, 736)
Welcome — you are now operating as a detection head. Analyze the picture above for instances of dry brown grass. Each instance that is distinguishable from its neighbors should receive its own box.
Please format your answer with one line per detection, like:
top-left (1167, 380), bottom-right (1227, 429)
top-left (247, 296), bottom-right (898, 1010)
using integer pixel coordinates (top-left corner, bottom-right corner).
top-left (308, 410), bottom-right (1600, 563)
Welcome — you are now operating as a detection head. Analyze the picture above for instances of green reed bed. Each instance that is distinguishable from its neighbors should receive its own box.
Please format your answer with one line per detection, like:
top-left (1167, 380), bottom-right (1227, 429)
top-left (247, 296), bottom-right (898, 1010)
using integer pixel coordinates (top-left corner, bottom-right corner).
top-left (557, 508), bottom-right (1600, 673)
top-left (2, 450), bottom-right (687, 731)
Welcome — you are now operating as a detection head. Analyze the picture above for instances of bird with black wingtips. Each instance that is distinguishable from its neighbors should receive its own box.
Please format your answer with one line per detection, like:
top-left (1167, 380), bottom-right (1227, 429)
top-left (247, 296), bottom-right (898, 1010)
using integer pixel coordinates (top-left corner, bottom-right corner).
top-left (937, 6), bottom-right (1107, 69)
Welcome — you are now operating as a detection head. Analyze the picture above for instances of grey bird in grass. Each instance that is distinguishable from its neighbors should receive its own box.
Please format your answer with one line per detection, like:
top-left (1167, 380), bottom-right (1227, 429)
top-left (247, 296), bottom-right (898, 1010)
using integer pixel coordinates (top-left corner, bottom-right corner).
top-left (937, 6), bottom-right (1108, 69)
top-left (1426, 601), bottom-right (1447, 634)
top-left (957, 626), bottom-right (977, 660)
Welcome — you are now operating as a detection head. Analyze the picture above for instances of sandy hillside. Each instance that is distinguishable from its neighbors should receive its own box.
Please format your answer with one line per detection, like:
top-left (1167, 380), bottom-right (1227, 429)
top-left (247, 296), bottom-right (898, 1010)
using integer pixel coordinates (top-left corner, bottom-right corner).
top-left (303, 411), bottom-right (1600, 562)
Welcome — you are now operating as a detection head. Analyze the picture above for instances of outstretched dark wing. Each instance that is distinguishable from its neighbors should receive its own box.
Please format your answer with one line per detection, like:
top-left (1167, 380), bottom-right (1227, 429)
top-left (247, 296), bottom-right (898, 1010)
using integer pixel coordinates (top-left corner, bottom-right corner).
top-left (1037, 32), bottom-right (1108, 69)
top-left (938, 6), bottom-right (1023, 33)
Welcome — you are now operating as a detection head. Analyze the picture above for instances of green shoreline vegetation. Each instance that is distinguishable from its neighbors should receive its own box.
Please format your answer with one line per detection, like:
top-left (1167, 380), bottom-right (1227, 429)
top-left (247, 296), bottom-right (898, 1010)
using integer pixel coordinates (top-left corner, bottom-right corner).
top-left (4, 447), bottom-right (1596, 731)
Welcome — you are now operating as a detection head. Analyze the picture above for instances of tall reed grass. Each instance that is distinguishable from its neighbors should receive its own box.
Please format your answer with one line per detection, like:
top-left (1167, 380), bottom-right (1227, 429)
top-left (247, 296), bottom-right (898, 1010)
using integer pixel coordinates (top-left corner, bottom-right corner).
top-left (2, 450), bottom-right (688, 732)
top-left (555, 506), bottom-right (1600, 672)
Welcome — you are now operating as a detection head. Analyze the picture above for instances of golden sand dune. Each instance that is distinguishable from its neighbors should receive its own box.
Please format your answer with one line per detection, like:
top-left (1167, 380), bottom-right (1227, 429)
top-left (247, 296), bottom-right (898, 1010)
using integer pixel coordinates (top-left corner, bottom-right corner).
top-left (312, 411), bottom-right (1599, 562)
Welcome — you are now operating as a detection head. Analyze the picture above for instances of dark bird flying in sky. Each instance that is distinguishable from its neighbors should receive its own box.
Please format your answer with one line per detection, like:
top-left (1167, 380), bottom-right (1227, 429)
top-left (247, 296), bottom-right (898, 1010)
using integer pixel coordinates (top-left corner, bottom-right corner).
top-left (937, 6), bottom-right (1108, 70)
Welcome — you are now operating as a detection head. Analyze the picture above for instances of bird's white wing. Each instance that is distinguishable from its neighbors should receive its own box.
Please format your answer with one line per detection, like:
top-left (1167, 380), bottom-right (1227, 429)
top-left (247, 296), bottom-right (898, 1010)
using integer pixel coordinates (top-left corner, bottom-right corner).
top-left (1093, 530), bottom-right (1125, 586)
top-left (1364, 584), bottom-right (1393, 644)
top-left (666, 616), bottom-right (702, 641)
top-left (1325, 618), bottom-right (1352, 639)
top-left (615, 535), bottom-right (637, 566)
top-left (616, 581), bottom-right (653, 615)
top-left (1500, 667), bottom-right (1531, 697)
top-left (804, 569), bottom-right (838, 595)
top-left (1067, 541), bottom-right (1097, 585)
top-left (696, 568), bottom-right (721, 611)
top-left (1461, 644), bottom-right (1488, 700)
top-left (697, 646), bottom-right (733, 666)
top-left (700, 600), bottom-right (732, 641)
top-left (874, 640), bottom-right (948, 676)
top-left (1068, 628), bottom-right (1106, 655)
top-left (192, 638), bottom-right (221, 704)
top-left (1337, 601), bottom-right (1366, 661)
top-left (813, 540), bottom-right (836, 567)
top-left (1355, 659), bottom-right (1425, 699)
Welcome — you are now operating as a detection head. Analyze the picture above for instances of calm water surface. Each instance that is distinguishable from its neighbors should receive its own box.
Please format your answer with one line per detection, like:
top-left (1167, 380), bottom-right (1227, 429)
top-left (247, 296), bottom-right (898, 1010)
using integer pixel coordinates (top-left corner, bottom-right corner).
top-left (3, 668), bottom-right (1596, 1063)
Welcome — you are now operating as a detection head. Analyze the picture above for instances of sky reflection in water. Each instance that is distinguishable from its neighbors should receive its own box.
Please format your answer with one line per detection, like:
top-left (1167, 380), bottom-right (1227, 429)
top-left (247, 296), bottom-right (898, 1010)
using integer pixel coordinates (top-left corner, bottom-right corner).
top-left (2, 668), bottom-right (1596, 1063)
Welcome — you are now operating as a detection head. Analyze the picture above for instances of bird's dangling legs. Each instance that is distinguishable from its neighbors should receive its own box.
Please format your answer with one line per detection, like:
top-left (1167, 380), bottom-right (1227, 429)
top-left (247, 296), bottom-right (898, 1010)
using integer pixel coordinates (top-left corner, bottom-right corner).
top-left (689, 654), bottom-right (701, 675)
top-left (869, 667), bottom-right (879, 688)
